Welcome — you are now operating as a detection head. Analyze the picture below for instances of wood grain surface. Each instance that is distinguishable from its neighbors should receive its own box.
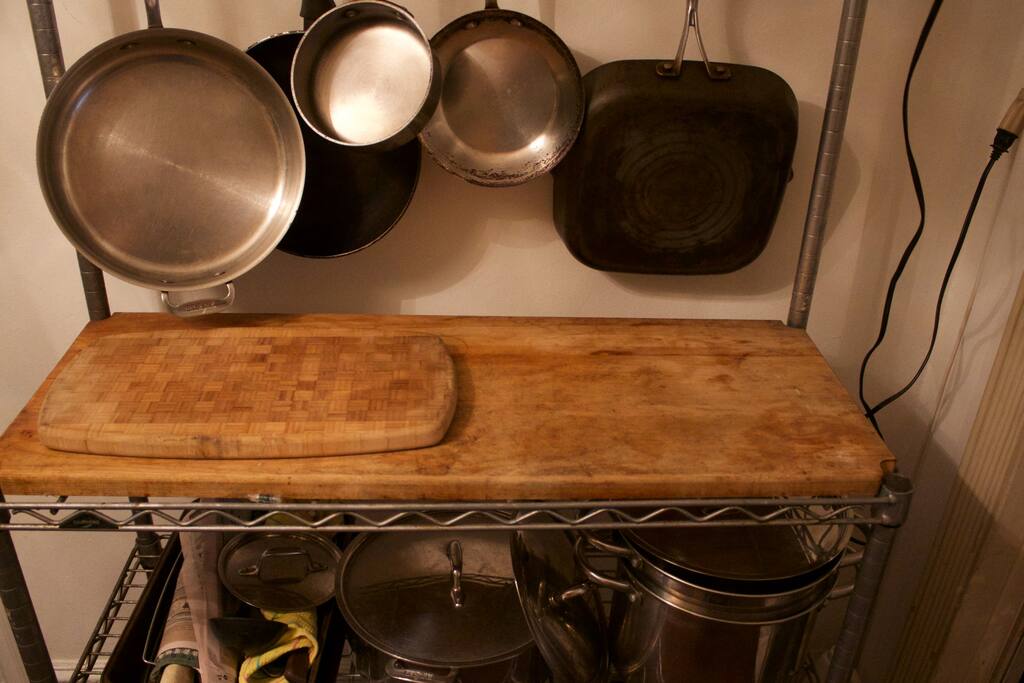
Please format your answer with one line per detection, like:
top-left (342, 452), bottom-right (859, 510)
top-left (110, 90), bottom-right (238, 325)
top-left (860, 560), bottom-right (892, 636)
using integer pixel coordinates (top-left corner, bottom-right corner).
top-left (38, 330), bottom-right (456, 458)
top-left (0, 313), bottom-right (892, 500)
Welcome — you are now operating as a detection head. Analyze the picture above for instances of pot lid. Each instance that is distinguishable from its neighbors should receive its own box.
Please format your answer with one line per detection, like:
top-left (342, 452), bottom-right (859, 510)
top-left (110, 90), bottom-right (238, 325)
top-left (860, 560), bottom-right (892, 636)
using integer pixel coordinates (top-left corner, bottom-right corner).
top-left (218, 532), bottom-right (341, 611)
top-left (336, 530), bottom-right (533, 668)
top-left (510, 530), bottom-right (608, 683)
top-left (623, 507), bottom-right (851, 582)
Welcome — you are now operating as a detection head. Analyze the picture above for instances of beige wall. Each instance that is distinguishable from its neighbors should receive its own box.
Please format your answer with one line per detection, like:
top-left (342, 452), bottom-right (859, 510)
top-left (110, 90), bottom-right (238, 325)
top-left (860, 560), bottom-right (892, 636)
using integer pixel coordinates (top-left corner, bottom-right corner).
top-left (1, 0), bottom-right (1023, 678)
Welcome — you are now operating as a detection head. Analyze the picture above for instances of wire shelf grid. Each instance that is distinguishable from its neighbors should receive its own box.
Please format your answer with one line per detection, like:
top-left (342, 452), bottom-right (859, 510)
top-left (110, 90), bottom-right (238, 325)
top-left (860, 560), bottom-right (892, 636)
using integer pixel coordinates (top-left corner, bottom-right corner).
top-left (0, 496), bottom-right (889, 532)
top-left (69, 536), bottom-right (166, 683)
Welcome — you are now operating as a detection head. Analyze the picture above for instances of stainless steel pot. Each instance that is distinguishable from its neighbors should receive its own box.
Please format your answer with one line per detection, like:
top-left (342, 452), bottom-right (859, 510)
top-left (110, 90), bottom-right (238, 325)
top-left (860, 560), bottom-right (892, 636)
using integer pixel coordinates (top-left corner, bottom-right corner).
top-left (292, 0), bottom-right (441, 150)
top-left (577, 529), bottom-right (847, 683)
top-left (348, 642), bottom-right (549, 683)
top-left (36, 0), bottom-right (305, 316)
top-left (336, 530), bottom-right (534, 670)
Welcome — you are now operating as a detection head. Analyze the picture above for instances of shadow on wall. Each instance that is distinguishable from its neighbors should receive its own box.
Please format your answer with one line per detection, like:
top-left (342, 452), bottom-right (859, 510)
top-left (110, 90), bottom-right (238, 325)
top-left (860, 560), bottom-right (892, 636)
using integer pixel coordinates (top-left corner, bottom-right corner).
top-left (864, 435), bottom-right (1008, 682)
top-left (232, 97), bottom-right (858, 314)
top-left (232, 153), bottom-right (555, 314)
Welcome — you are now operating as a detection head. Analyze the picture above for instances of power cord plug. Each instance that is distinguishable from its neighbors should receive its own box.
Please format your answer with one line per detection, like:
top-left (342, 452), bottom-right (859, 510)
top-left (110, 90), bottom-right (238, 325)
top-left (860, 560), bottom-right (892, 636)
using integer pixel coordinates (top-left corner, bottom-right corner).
top-left (860, 87), bottom-right (1023, 437)
top-left (992, 88), bottom-right (1023, 159)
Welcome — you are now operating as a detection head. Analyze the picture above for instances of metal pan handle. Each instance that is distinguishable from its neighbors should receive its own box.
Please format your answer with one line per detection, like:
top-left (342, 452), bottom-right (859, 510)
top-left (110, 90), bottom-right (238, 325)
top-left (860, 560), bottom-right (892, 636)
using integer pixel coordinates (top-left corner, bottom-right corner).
top-left (568, 535), bottom-right (639, 600)
top-left (658, 0), bottom-right (731, 81)
top-left (144, 0), bottom-right (162, 29)
top-left (385, 659), bottom-right (458, 683)
top-left (300, 0), bottom-right (335, 30)
top-left (161, 283), bottom-right (235, 317)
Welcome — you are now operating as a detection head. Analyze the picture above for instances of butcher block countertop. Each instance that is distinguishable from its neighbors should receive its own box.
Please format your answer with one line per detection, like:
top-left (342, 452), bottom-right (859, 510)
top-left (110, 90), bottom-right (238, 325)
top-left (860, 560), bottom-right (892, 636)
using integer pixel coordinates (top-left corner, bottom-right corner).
top-left (0, 313), bottom-right (891, 500)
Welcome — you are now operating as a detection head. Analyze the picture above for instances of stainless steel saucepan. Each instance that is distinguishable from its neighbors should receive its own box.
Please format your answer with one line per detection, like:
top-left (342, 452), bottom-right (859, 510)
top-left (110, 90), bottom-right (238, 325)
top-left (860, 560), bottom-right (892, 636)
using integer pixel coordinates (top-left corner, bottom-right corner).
top-left (292, 0), bottom-right (441, 150)
top-left (36, 0), bottom-right (305, 315)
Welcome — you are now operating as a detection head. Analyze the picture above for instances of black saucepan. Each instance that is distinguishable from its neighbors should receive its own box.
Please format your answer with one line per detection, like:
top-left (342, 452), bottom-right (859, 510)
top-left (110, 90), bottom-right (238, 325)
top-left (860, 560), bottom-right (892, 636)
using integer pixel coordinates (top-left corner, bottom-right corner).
top-left (247, 0), bottom-right (421, 258)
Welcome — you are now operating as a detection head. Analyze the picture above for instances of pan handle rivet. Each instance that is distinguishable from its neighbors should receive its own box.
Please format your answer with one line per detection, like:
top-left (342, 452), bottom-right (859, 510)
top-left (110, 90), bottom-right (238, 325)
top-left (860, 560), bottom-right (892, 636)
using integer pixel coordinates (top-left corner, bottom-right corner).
top-left (177, 39), bottom-right (195, 47)
top-left (344, 9), bottom-right (357, 18)
top-left (465, 20), bottom-right (478, 29)
top-left (120, 43), bottom-right (138, 50)
top-left (510, 19), bottom-right (522, 27)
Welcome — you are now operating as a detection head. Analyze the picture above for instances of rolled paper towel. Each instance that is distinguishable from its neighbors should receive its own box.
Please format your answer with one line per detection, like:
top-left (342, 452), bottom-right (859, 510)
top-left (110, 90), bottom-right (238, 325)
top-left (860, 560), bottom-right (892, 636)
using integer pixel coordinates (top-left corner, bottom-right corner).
top-left (239, 610), bottom-right (318, 683)
top-left (149, 575), bottom-right (199, 683)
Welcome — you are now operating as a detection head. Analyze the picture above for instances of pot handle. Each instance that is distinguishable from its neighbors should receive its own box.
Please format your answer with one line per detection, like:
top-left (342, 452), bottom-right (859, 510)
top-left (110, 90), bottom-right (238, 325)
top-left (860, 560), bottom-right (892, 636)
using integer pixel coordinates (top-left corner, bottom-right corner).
top-left (144, 0), bottom-right (162, 29)
top-left (657, 0), bottom-right (730, 81)
top-left (161, 283), bottom-right (235, 317)
top-left (839, 548), bottom-right (864, 568)
top-left (485, 0), bottom-right (499, 9)
top-left (300, 0), bottom-right (335, 29)
top-left (567, 535), bottom-right (638, 599)
top-left (384, 659), bottom-right (458, 683)
top-left (237, 546), bottom-right (327, 584)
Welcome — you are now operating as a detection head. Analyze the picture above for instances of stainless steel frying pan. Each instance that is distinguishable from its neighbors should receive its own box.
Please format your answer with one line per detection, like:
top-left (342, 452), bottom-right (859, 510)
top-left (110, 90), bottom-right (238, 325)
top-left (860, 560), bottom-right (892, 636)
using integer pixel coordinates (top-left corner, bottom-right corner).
top-left (36, 0), bottom-right (305, 315)
top-left (421, 0), bottom-right (583, 187)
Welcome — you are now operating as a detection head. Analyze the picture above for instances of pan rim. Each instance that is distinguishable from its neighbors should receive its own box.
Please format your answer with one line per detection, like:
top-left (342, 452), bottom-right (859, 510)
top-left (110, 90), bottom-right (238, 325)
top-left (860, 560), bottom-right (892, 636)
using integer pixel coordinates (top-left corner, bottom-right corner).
top-left (291, 1), bottom-right (440, 150)
top-left (36, 27), bottom-right (306, 292)
top-left (421, 7), bottom-right (584, 187)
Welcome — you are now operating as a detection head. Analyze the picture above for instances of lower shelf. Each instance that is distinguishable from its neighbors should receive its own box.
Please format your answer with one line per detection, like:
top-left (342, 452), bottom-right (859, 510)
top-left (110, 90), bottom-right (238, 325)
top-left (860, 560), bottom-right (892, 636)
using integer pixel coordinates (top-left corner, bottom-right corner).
top-left (70, 536), bottom-right (840, 683)
top-left (70, 537), bottom-right (166, 683)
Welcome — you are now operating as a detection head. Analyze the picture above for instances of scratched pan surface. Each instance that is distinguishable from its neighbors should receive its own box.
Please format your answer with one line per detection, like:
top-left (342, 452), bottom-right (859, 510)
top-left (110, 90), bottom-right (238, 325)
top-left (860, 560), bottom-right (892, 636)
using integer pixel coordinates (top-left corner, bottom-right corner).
top-left (421, 2), bottom-right (584, 187)
top-left (553, 60), bottom-right (798, 274)
top-left (37, 27), bottom-right (306, 290)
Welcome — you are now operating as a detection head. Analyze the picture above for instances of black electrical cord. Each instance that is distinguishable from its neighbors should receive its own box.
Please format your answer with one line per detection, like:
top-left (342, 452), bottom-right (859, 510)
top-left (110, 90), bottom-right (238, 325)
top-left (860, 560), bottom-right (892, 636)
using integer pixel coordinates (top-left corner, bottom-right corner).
top-left (857, 0), bottom-right (944, 435)
top-left (865, 155), bottom-right (996, 424)
top-left (858, 0), bottom-right (1022, 437)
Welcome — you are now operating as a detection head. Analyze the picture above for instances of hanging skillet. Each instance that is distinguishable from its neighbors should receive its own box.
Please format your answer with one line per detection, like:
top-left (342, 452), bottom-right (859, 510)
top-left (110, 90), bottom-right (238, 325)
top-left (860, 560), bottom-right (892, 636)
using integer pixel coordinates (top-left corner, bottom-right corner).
top-left (36, 0), bottom-right (305, 315)
top-left (553, 0), bottom-right (798, 274)
top-left (247, 0), bottom-right (421, 258)
top-left (421, 0), bottom-right (584, 187)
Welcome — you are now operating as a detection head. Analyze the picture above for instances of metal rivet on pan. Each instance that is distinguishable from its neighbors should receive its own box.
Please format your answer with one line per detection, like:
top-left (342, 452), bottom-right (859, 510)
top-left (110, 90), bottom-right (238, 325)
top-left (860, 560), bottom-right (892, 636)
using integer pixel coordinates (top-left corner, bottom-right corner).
top-left (120, 43), bottom-right (138, 50)
top-left (510, 19), bottom-right (522, 27)
top-left (344, 9), bottom-right (357, 18)
top-left (465, 20), bottom-right (478, 29)
top-left (177, 39), bottom-right (196, 47)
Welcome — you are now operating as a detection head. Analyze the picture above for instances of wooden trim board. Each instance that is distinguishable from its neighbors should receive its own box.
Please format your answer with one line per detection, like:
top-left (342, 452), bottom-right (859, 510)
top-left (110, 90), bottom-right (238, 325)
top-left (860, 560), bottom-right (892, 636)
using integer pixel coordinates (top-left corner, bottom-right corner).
top-left (0, 313), bottom-right (890, 500)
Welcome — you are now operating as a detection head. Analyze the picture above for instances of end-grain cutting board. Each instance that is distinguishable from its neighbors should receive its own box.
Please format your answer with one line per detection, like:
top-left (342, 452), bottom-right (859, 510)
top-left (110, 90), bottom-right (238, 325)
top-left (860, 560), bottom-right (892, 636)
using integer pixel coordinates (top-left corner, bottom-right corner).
top-left (38, 329), bottom-right (457, 458)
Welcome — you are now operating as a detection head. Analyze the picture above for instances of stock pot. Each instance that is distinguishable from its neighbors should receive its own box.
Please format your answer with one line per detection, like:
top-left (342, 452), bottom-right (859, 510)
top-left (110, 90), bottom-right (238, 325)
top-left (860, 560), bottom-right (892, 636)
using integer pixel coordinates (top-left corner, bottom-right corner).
top-left (577, 515), bottom-right (851, 682)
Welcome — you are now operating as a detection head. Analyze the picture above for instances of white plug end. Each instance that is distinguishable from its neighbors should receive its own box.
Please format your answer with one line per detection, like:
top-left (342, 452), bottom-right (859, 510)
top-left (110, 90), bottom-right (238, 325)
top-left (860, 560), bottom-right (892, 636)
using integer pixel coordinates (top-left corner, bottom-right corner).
top-left (999, 88), bottom-right (1024, 137)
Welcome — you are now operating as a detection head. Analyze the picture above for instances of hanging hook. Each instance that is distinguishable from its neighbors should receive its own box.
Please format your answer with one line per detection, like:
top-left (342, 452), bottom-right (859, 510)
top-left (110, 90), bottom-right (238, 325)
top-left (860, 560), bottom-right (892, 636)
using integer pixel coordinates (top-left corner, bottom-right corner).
top-left (657, 0), bottom-right (731, 81)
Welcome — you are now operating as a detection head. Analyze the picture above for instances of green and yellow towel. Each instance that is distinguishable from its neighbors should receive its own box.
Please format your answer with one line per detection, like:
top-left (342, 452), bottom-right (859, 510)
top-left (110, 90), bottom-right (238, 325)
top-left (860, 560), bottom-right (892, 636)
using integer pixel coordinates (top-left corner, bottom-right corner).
top-left (238, 610), bottom-right (318, 683)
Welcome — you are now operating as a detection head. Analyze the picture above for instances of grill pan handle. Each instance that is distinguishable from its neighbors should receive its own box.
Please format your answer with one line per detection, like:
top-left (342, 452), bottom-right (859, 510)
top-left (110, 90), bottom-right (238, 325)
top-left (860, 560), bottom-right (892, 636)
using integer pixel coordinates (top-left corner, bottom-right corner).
top-left (144, 0), bottom-right (162, 29)
top-left (657, 0), bottom-right (731, 81)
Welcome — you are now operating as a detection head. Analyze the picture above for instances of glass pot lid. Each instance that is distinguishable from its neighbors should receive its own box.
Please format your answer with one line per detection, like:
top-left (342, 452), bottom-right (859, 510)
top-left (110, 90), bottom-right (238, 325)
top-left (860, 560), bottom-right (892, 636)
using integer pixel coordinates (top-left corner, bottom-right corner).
top-left (510, 529), bottom-right (608, 683)
top-left (336, 530), bottom-right (533, 668)
top-left (623, 506), bottom-right (852, 583)
top-left (218, 531), bottom-right (342, 611)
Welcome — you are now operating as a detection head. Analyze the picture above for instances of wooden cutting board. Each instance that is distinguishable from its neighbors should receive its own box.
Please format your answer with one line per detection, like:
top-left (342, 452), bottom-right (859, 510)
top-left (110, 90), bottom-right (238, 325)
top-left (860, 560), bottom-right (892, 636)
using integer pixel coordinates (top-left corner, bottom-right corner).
top-left (37, 329), bottom-right (457, 458)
